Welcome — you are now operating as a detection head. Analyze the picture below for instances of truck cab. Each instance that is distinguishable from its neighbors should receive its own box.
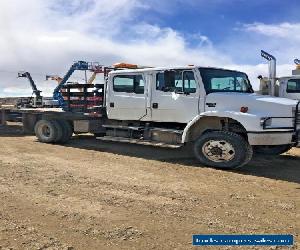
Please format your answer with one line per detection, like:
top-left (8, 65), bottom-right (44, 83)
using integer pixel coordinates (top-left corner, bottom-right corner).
top-left (277, 76), bottom-right (300, 100)
top-left (258, 50), bottom-right (300, 101)
top-left (101, 66), bottom-right (299, 168)
top-left (106, 66), bottom-right (203, 123)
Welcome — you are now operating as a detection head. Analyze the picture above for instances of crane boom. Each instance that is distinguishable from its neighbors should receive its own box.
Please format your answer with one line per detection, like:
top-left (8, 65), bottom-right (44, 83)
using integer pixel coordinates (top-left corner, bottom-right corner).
top-left (18, 72), bottom-right (42, 97)
top-left (53, 61), bottom-right (89, 107)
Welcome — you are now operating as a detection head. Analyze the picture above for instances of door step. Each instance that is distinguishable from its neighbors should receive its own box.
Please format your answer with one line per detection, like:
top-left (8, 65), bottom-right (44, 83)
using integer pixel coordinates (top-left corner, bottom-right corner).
top-left (102, 124), bottom-right (144, 130)
top-left (102, 124), bottom-right (183, 134)
top-left (150, 128), bottom-right (183, 134)
top-left (96, 136), bottom-right (182, 148)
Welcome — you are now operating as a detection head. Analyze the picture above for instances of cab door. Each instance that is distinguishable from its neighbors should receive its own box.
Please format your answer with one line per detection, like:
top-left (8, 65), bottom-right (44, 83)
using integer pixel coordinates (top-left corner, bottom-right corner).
top-left (106, 73), bottom-right (147, 120)
top-left (151, 69), bottom-right (201, 123)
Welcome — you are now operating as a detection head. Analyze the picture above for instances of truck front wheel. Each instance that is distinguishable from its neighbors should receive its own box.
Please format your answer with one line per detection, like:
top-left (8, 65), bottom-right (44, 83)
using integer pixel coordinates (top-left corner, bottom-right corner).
top-left (193, 131), bottom-right (253, 169)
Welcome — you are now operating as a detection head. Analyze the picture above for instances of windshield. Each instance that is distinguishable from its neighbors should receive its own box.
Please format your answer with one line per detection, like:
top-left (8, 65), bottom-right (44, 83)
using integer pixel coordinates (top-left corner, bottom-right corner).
top-left (199, 68), bottom-right (253, 94)
top-left (287, 79), bottom-right (300, 93)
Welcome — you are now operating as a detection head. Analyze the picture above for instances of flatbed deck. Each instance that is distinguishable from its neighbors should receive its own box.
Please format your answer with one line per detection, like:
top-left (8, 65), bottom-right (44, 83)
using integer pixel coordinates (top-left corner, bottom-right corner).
top-left (1, 107), bottom-right (102, 118)
top-left (0, 107), bottom-right (104, 134)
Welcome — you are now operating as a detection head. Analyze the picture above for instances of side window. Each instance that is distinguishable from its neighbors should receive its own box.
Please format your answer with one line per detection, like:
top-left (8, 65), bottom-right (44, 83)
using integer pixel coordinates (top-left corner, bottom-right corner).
top-left (113, 75), bottom-right (144, 94)
top-left (183, 71), bottom-right (196, 93)
top-left (114, 76), bottom-right (134, 92)
top-left (174, 71), bottom-right (183, 92)
top-left (156, 72), bottom-right (165, 91)
top-left (287, 80), bottom-right (297, 92)
top-left (156, 70), bottom-right (196, 93)
top-left (156, 71), bottom-right (182, 92)
top-left (135, 75), bottom-right (144, 94)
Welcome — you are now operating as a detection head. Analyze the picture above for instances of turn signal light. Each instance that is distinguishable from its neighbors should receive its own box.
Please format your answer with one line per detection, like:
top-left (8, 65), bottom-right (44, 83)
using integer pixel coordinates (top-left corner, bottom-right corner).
top-left (240, 107), bottom-right (248, 113)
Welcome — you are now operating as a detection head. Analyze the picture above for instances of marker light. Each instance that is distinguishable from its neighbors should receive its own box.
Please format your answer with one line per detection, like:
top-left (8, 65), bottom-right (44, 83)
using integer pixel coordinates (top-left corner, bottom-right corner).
top-left (240, 107), bottom-right (248, 113)
top-left (113, 63), bottom-right (138, 69)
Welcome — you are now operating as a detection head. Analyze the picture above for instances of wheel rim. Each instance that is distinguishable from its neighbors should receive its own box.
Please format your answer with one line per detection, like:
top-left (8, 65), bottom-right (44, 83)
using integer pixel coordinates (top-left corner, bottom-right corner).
top-left (202, 140), bottom-right (236, 162)
top-left (40, 124), bottom-right (51, 138)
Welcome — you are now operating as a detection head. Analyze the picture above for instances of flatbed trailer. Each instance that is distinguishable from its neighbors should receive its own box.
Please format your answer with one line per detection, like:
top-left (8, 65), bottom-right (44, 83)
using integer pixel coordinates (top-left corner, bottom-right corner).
top-left (0, 107), bottom-right (105, 135)
top-left (1, 79), bottom-right (106, 133)
top-left (0, 106), bottom-right (183, 149)
top-left (1, 107), bottom-right (23, 125)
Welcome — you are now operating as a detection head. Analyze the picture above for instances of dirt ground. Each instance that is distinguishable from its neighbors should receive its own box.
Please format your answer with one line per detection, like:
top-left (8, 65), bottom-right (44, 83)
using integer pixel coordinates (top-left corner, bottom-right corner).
top-left (0, 124), bottom-right (299, 250)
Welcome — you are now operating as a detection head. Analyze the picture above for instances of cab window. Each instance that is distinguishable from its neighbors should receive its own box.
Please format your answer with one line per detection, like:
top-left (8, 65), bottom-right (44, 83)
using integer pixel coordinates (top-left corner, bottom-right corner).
top-left (199, 68), bottom-right (253, 94)
top-left (183, 71), bottom-right (197, 93)
top-left (287, 79), bottom-right (300, 93)
top-left (156, 70), bottom-right (196, 93)
top-left (113, 75), bottom-right (144, 94)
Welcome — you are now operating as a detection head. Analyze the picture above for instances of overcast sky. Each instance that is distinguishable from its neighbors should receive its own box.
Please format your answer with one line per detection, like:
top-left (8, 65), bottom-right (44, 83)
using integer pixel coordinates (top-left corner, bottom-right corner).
top-left (0, 0), bottom-right (299, 96)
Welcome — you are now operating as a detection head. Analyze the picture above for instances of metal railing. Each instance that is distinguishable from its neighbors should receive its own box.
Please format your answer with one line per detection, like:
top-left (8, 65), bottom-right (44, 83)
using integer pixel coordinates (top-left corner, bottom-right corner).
top-left (261, 101), bottom-right (300, 131)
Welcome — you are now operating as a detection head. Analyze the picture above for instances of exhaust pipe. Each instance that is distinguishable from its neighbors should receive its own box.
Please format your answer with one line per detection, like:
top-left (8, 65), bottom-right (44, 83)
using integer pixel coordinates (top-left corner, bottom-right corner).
top-left (261, 50), bottom-right (276, 96)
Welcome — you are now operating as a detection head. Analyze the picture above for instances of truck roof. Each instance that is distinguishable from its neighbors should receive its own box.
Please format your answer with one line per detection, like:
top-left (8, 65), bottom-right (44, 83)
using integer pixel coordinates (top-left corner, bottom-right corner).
top-left (109, 66), bottom-right (246, 75)
top-left (279, 75), bottom-right (300, 80)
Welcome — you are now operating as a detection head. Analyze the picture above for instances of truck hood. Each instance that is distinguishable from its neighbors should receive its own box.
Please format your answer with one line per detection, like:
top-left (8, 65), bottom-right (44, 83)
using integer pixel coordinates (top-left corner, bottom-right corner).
top-left (205, 92), bottom-right (298, 117)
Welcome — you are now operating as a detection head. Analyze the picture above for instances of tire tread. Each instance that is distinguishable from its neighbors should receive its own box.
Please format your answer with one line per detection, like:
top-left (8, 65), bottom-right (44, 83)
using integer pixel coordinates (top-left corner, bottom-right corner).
top-left (193, 131), bottom-right (253, 169)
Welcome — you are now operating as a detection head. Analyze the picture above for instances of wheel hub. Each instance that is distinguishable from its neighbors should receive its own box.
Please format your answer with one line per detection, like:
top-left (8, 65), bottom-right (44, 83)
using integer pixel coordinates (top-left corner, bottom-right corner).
top-left (202, 140), bottom-right (236, 162)
top-left (41, 125), bottom-right (51, 138)
top-left (210, 146), bottom-right (223, 156)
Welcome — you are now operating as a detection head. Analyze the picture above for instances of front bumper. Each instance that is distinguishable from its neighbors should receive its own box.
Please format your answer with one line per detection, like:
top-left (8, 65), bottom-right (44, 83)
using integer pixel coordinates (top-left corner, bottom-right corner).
top-left (254, 101), bottom-right (300, 146)
top-left (248, 131), bottom-right (295, 146)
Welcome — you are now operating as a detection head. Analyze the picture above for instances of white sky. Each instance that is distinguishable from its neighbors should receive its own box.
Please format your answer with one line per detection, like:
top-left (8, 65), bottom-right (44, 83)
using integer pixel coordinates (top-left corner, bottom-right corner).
top-left (0, 0), bottom-right (299, 96)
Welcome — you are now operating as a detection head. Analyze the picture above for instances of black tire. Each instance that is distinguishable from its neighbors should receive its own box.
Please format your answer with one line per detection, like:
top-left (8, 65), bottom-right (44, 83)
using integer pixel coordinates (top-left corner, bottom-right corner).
top-left (253, 145), bottom-right (293, 155)
top-left (34, 120), bottom-right (61, 143)
top-left (52, 120), bottom-right (63, 143)
top-left (57, 120), bottom-right (73, 144)
top-left (193, 131), bottom-right (253, 169)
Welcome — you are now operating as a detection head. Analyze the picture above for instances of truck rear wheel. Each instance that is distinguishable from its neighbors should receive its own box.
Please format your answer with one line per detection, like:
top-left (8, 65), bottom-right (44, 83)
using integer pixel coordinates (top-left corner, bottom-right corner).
top-left (34, 119), bottom-right (61, 143)
top-left (253, 145), bottom-right (293, 155)
top-left (193, 131), bottom-right (253, 169)
top-left (57, 120), bottom-right (73, 144)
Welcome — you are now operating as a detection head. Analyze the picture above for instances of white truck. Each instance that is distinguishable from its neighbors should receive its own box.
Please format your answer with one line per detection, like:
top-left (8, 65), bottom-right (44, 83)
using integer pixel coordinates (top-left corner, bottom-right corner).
top-left (258, 50), bottom-right (300, 100)
top-left (15, 64), bottom-right (300, 169)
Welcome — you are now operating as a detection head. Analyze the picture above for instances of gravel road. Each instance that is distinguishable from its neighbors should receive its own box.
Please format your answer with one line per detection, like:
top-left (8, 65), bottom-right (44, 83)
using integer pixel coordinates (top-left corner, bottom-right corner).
top-left (0, 125), bottom-right (299, 249)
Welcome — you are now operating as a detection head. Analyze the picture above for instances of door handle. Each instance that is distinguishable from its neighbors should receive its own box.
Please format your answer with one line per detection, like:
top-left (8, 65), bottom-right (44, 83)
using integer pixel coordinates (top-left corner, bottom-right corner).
top-left (152, 103), bottom-right (158, 109)
top-left (110, 102), bottom-right (114, 108)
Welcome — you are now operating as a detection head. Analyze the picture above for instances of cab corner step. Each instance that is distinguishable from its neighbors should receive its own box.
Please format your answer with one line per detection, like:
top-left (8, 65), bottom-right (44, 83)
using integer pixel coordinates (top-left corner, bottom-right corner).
top-left (96, 136), bottom-right (182, 148)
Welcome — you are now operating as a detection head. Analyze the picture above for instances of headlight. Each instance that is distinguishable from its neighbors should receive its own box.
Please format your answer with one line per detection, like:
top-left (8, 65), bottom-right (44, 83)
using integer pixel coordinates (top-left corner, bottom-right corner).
top-left (260, 117), bottom-right (272, 128)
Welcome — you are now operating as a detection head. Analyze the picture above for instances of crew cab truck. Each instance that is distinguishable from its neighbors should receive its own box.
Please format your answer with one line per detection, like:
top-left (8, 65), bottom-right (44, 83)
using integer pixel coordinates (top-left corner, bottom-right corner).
top-left (24, 64), bottom-right (300, 169)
